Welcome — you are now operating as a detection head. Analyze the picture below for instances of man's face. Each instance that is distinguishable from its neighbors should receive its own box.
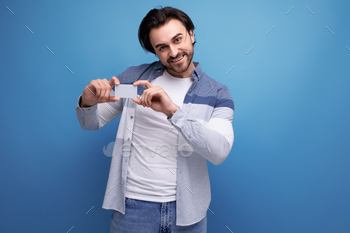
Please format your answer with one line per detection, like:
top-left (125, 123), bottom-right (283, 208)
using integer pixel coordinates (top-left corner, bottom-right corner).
top-left (149, 19), bottom-right (195, 78)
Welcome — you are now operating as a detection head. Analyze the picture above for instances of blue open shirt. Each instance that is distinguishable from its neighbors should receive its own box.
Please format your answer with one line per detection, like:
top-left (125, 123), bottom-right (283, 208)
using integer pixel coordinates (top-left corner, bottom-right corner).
top-left (76, 61), bottom-right (234, 226)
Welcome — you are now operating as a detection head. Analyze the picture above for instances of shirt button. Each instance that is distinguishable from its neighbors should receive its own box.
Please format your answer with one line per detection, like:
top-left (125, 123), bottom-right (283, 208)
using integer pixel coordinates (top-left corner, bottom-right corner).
top-left (130, 116), bottom-right (133, 119)
top-left (128, 138), bottom-right (130, 141)
top-left (124, 159), bottom-right (127, 163)
top-left (121, 181), bottom-right (124, 185)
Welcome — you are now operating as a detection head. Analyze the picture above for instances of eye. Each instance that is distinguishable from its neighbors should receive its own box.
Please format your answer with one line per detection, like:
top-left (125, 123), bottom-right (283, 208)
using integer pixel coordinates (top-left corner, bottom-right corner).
top-left (159, 46), bottom-right (166, 51)
top-left (174, 37), bottom-right (181, 43)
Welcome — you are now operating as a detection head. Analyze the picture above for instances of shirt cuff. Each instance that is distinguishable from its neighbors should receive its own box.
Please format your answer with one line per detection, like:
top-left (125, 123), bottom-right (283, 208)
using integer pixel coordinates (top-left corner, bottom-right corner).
top-left (167, 107), bottom-right (186, 128)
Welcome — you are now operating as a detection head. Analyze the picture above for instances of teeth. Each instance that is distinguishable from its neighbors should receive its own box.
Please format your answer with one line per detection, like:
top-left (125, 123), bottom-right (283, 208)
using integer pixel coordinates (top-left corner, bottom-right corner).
top-left (172, 55), bottom-right (184, 62)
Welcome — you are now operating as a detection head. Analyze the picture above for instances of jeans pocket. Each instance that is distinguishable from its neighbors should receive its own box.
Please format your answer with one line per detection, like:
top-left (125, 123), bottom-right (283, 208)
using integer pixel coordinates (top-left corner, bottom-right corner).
top-left (125, 197), bottom-right (132, 207)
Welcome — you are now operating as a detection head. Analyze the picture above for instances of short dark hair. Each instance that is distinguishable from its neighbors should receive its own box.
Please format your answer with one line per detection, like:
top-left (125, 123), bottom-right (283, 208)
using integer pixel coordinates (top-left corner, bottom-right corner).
top-left (138, 7), bottom-right (195, 54)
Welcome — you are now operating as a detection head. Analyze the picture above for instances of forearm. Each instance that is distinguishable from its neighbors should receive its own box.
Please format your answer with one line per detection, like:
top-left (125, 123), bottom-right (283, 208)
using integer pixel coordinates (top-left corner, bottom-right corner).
top-left (76, 95), bottom-right (123, 130)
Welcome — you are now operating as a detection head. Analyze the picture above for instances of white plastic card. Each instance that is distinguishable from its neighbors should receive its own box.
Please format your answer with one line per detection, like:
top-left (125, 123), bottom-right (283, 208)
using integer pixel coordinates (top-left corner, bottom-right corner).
top-left (114, 84), bottom-right (138, 98)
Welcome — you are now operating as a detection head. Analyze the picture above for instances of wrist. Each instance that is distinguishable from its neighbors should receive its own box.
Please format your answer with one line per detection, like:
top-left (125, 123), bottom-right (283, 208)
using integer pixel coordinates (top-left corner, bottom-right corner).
top-left (80, 96), bottom-right (94, 108)
top-left (166, 105), bottom-right (179, 119)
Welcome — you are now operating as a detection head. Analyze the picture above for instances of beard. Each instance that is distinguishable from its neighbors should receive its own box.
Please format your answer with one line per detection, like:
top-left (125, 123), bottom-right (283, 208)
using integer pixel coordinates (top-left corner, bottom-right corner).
top-left (165, 49), bottom-right (194, 74)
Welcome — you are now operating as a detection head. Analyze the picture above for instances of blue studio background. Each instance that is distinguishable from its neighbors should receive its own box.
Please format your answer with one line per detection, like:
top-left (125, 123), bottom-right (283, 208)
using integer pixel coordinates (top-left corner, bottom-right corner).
top-left (1, 0), bottom-right (350, 232)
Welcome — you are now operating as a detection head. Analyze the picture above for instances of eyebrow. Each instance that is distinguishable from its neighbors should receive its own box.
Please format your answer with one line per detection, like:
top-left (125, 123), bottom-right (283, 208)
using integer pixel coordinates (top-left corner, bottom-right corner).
top-left (155, 33), bottom-right (183, 49)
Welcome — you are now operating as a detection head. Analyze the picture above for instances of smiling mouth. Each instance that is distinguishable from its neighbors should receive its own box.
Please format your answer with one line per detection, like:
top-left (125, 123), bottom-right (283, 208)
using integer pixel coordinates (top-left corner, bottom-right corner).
top-left (170, 55), bottom-right (184, 63)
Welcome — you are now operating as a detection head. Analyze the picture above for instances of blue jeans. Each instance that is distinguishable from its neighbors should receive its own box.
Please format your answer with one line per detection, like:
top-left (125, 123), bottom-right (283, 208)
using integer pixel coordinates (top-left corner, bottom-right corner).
top-left (110, 198), bottom-right (207, 233)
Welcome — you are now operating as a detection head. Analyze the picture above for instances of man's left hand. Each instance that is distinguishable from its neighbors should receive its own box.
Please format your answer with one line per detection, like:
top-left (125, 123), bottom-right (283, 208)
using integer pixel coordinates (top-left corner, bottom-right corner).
top-left (132, 80), bottom-right (179, 118)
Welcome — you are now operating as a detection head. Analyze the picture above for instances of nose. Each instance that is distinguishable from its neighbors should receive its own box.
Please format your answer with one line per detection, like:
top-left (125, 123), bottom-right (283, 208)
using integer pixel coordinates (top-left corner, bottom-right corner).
top-left (169, 45), bottom-right (178, 58)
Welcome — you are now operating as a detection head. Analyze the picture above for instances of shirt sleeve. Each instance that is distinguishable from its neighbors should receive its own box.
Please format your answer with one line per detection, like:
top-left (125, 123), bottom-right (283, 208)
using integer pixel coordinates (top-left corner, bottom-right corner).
top-left (168, 87), bottom-right (234, 165)
top-left (75, 91), bottom-right (124, 130)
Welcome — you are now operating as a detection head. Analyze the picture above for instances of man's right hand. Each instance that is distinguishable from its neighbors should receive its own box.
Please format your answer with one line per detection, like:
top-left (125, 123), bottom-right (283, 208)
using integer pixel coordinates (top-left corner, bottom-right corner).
top-left (80, 76), bottom-right (120, 108)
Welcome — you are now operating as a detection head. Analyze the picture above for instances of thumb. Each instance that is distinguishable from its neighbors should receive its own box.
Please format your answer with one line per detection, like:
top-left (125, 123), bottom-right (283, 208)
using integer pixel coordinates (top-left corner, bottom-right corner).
top-left (132, 98), bottom-right (142, 105)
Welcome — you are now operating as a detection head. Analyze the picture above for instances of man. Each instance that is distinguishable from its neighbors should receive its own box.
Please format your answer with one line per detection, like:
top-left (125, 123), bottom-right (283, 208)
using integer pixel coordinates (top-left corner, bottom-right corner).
top-left (76, 7), bottom-right (234, 233)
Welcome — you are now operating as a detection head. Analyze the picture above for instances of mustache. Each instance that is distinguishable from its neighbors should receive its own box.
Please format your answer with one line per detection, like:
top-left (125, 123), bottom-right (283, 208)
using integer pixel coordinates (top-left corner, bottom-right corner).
top-left (168, 52), bottom-right (186, 62)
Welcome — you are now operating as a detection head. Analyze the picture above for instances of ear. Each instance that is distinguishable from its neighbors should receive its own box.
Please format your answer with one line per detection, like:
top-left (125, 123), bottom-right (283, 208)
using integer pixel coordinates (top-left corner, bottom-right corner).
top-left (189, 29), bottom-right (195, 44)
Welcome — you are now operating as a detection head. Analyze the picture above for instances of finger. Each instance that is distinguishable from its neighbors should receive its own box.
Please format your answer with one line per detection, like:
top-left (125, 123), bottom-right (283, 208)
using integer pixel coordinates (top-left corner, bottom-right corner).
top-left (99, 79), bottom-right (108, 102)
top-left (110, 76), bottom-right (120, 86)
top-left (107, 96), bottom-right (120, 102)
top-left (95, 79), bottom-right (102, 100)
top-left (143, 85), bottom-right (161, 107)
top-left (142, 89), bottom-right (153, 107)
top-left (102, 79), bottom-right (111, 101)
top-left (85, 84), bottom-right (96, 97)
top-left (133, 80), bottom-right (153, 89)
top-left (140, 94), bottom-right (146, 107)
top-left (147, 87), bottom-right (162, 107)
top-left (88, 80), bottom-right (98, 96)
top-left (98, 79), bottom-right (107, 102)
top-left (143, 89), bottom-right (154, 107)
top-left (141, 89), bottom-right (148, 107)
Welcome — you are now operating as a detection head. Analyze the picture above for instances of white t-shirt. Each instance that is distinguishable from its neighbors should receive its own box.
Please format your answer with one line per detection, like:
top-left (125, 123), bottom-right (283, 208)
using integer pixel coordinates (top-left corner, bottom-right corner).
top-left (125, 69), bottom-right (194, 202)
